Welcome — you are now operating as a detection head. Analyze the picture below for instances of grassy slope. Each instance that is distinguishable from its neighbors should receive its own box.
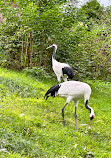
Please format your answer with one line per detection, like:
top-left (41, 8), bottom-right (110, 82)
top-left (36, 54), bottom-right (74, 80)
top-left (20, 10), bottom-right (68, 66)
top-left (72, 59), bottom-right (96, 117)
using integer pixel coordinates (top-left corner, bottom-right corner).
top-left (0, 67), bottom-right (111, 158)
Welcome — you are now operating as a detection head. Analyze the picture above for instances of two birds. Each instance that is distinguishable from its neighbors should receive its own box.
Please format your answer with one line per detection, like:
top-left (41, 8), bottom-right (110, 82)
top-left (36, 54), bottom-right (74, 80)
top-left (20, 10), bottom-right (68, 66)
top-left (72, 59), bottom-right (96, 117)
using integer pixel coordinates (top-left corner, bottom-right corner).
top-left (45, 43), bottom-right (95, 130)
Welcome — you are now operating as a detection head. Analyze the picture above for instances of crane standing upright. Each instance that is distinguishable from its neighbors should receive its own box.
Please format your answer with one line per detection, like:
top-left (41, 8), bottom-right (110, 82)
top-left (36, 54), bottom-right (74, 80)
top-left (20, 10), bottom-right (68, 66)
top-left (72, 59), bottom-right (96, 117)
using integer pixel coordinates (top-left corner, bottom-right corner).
top-left (46, 44), bottom-right (74, 82)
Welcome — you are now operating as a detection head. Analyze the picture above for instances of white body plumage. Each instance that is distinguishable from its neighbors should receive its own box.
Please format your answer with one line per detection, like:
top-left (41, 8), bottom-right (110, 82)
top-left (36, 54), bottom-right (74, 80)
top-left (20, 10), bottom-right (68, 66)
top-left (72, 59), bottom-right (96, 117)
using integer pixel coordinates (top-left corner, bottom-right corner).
top-left (52, 57), bottom-right (71, 82)
top-left (57, 81), bottom-right (91, 99)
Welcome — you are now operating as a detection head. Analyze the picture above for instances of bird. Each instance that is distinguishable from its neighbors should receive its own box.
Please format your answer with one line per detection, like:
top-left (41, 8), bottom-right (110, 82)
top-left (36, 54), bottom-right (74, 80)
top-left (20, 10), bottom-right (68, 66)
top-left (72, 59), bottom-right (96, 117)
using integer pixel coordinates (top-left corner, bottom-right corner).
top-left (46, 44), bottom-right (74, 83)
top-left (44, 81), bottom-right (95, 130)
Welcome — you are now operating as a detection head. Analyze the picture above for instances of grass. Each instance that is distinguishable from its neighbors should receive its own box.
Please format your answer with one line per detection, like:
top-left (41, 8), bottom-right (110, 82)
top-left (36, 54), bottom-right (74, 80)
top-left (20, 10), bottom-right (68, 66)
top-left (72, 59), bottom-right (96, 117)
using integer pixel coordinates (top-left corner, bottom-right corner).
top-left (0, 67), bottom-right (111, 158)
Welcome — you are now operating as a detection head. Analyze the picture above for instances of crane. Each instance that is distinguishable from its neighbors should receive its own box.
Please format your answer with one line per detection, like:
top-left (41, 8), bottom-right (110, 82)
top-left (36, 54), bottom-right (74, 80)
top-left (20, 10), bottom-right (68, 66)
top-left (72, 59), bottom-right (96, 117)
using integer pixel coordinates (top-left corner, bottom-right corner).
top-left (46, 44), bottom-right (74, 82)
top-left (45, 81), bottom-right (95, 130)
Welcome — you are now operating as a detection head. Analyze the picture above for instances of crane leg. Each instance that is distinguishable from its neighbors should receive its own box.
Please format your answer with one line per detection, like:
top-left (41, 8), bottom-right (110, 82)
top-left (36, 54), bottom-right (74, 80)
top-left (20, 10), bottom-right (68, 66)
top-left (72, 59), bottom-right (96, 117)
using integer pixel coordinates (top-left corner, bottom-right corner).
top-left (74, 106), bottom-right (77, 130)
top-left (74, 101), bottom-right (79, 130)
top-left (56, 75), bottom-right (61, 83)
top-left (62, 103), bottom-right (68, 126)
top-left (63, 77), bottom-right (68, 82)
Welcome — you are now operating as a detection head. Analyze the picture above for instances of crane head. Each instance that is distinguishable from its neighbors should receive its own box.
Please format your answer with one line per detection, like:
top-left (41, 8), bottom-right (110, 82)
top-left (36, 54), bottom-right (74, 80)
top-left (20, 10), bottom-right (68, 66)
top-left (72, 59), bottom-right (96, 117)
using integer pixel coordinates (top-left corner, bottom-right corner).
top-left (90, 115), bottom-right (94, 120)
top-left (46, 43), bottom-right (57, 50)
top-left (89, 114), bottom-right (95, 127)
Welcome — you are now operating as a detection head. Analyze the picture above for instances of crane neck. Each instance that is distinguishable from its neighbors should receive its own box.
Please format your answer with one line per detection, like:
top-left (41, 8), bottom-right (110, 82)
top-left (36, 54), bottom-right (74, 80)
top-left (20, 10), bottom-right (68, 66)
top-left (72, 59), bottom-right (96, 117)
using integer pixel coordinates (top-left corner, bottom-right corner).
top-left (85, 100), bottom-right (95, 119)
top-left (52, 46), bottom-right (57, 59)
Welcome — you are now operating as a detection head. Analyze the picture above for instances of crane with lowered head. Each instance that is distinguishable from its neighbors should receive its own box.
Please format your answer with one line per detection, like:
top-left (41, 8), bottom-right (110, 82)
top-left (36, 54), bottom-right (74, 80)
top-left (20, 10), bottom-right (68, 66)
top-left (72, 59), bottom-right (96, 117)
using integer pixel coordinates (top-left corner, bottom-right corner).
top-left (45, 80), bottom-right (95, 130)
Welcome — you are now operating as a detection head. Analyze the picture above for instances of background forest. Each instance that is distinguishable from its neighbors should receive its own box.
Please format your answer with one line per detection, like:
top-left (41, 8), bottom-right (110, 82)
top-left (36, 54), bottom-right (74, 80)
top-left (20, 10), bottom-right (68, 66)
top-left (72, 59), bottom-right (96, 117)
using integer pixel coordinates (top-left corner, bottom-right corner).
top-left (0, 0), bottom-right (111, 81)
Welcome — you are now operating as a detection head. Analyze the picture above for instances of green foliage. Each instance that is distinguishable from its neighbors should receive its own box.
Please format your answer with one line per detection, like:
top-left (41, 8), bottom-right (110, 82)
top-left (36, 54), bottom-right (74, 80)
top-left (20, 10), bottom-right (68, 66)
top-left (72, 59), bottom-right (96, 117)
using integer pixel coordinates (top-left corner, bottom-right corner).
top-left (0, 67), bottom-right (111, 157)
top-left (0, 0), bottom-right (111, 81)
top-left (81, 0), bottom-right (104, 20)
top-left (22, 67), bottom-right (52, 81)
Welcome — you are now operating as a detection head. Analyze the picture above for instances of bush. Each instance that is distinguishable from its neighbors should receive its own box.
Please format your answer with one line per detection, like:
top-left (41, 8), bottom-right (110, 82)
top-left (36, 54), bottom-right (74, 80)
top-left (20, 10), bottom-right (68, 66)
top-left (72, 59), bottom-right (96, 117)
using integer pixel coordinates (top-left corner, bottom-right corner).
top-left (22, 67), bottom-right (51, 80)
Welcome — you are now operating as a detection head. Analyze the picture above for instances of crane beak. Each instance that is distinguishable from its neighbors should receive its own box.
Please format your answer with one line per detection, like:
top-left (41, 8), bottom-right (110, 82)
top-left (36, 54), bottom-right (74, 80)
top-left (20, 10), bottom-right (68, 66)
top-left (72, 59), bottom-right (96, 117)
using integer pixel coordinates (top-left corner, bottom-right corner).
top-left (46, 45), bottom-right (53, 49)
top-left (89, 119), bottom-right (91, 126)
top-left (87, 119), bottom-right (91, 129)
top-left (88, 115), bottom-right (94, 128)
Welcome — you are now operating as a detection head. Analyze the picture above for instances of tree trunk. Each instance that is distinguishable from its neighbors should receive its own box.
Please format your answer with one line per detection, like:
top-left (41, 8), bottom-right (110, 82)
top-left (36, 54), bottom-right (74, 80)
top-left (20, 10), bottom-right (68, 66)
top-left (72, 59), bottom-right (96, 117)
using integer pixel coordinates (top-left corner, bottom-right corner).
top-left (25, 36), bottom-right (28, 67)
top-left (21, 38), bottom-right (23, 67)
top-left (30, 32), bottom-right (33, 69)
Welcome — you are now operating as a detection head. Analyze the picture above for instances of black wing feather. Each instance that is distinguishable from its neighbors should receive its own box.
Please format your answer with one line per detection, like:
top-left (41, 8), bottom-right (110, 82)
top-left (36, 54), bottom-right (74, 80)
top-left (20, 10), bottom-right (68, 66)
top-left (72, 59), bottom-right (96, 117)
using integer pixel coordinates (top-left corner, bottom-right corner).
top-left (44, 84), bottom-right (61, 100)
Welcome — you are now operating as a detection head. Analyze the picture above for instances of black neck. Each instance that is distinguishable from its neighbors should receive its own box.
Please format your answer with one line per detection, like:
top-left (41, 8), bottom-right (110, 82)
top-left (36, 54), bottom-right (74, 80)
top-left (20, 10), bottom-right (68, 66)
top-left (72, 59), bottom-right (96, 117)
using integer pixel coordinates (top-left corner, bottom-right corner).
top-left (85, 100), bottom-right (91, 113)
top-left (52, 46), bottom-right (56, 59)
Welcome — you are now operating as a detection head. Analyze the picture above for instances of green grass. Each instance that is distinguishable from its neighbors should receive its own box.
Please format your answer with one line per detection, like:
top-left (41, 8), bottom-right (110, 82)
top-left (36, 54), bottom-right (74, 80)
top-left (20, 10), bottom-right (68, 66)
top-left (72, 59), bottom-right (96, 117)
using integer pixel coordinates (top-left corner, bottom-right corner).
top-left (0, 67), bottom-right (111, 158)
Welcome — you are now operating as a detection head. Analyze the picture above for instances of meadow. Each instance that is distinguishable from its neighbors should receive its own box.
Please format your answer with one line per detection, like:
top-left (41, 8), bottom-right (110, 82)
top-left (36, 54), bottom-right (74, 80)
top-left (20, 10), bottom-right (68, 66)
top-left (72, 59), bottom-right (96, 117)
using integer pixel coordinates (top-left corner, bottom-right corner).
top-left (0, 67), bottom-right (111, 158)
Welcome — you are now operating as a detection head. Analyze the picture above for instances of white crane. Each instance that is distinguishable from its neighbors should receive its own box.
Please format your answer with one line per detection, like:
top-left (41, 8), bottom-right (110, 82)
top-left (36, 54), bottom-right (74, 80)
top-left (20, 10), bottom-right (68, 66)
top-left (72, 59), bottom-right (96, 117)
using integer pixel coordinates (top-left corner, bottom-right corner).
top-left (45, 81), bottom-right (95, 130)
top-left (46, 44), bottom-right (74, 82)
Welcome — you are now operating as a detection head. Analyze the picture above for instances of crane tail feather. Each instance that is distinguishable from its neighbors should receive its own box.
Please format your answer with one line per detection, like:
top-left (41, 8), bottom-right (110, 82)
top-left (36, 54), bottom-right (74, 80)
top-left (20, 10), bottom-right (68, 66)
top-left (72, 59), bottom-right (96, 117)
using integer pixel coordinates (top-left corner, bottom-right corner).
top-left (62, 67), bottom-right (74, 79)
top-left (44, 84), bottom-right (61, 100)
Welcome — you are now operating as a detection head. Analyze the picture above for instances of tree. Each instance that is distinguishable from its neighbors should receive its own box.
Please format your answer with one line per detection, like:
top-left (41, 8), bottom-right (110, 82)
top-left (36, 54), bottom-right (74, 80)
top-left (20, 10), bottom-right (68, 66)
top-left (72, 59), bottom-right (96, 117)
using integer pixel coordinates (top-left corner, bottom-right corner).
top-left (0, 0), bottom-right (110, 81)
